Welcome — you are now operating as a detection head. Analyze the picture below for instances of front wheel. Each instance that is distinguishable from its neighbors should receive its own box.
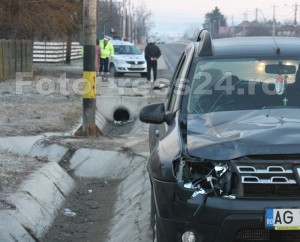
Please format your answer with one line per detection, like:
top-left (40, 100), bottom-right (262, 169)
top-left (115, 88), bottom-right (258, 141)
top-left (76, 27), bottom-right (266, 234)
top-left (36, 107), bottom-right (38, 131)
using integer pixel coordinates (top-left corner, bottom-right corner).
top-left (110, 64), bottom-right (119, 77)
top-left (141, 72), bottom-right (147, 77)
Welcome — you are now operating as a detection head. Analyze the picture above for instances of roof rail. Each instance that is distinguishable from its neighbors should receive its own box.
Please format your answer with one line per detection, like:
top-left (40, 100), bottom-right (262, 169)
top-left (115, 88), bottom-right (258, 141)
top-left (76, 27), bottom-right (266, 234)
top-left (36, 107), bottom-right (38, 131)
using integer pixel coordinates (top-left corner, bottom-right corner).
top-left (196, 29), bottom-right (213, 57)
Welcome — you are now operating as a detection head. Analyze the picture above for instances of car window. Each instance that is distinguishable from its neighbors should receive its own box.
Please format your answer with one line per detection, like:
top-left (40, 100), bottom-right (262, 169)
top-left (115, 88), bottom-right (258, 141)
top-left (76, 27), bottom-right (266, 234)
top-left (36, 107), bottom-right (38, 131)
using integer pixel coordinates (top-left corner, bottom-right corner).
top-left (114, 45), bottom-right (142, 55)
top-left (188, 57), bottom-right (300, 114)
top-left (167, 54), bottom-right (186, 112)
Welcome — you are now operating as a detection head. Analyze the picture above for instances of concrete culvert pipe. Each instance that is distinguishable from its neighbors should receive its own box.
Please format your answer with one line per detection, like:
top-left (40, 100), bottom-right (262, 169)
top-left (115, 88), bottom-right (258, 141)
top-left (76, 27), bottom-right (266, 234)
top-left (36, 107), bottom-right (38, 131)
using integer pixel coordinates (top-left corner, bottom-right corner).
top-left (113, 108), bottom-right (130, 122)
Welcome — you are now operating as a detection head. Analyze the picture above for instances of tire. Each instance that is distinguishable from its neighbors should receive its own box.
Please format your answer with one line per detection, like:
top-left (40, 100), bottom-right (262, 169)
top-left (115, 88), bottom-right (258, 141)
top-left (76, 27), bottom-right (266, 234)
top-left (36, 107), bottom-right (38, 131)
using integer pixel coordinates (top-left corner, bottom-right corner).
top-left (109, 64), bottom-right (119, 77)
top-left (141, 72), bottom-right (147, 77)
top-left (151, 189), bottom-right (166, 242)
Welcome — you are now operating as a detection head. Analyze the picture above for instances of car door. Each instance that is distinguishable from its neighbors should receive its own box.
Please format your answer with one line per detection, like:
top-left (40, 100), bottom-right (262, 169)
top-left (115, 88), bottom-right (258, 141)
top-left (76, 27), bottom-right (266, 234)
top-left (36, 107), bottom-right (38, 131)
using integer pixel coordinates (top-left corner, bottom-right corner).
top-left (149, 52), bottom-right (188, 152)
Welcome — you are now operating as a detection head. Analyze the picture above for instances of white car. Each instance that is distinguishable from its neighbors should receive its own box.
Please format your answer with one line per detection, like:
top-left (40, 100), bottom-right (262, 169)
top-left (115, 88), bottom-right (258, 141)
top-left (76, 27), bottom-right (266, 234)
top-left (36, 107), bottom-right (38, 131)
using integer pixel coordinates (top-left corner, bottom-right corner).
top-left (109, 40), bottom-right (147, 77)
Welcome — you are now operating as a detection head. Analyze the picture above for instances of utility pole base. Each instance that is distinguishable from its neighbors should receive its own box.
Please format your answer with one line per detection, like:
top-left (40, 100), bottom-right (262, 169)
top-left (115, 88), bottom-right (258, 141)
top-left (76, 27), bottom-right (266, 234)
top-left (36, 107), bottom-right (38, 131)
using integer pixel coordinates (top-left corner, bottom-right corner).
top-left (74, 124), bottom-right (103, 137)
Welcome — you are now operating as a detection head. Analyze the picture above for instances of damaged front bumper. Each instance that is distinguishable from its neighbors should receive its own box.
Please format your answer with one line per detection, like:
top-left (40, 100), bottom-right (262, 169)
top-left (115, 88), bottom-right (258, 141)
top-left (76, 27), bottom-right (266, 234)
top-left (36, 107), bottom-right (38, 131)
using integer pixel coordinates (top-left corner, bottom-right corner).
top-left (151, 156), bottom-right (300, 242)
top-left (152, 177), bottom-right (300, 242)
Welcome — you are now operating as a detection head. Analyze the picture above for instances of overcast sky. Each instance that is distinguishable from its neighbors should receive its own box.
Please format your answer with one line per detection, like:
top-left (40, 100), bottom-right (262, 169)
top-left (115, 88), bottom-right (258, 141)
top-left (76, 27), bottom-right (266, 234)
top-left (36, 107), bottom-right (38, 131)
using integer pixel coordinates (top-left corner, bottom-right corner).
top-left (130, 0), bottom-right (300, 36)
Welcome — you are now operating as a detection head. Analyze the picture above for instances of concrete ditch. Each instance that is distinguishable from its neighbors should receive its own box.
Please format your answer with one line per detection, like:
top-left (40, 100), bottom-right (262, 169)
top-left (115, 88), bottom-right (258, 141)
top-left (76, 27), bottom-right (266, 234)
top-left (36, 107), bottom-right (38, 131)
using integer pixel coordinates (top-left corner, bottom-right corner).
top-left (0, 128), bottom-right (151, 241)
top-left (0, 99), bottom-right (152, 242)
top-left (0, 53), bottom-right (170, 241)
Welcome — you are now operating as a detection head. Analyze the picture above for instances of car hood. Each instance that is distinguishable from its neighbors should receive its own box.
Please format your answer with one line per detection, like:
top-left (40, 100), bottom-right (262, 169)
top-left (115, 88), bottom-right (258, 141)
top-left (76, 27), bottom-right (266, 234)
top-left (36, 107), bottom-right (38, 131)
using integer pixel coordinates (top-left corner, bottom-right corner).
top-left (114, 55), bottom-right (145, 61)
top-left (187, 109), bottom-right (300, 160)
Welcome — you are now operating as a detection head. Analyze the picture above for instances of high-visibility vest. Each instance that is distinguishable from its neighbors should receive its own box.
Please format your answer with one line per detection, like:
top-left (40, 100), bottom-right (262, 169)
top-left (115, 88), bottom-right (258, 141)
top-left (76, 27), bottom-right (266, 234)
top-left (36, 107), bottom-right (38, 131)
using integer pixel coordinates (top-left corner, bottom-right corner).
top-left (100, 40), bottom-right (114, 59)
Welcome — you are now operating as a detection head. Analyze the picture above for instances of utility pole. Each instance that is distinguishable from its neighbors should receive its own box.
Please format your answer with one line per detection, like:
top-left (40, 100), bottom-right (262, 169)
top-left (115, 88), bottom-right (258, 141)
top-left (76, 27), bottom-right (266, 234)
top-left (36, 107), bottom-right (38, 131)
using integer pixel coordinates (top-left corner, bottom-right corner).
top-left (243, 12), bottom-right (247, 36)
top-left (294, 3), bottom-right (300, 36)
top-left (122, 0), bottom-right (127, 38)
top-left (272, 5), bottom-right (277, 36)
top-left (294, 3), bottom-right (299, 26)
top-left (128, 0), bottom-right (132, 41)
top-left (76, 0), bottom-right (101, 136)
top-left (231, 15), bottom-right (235, 37)
top-left (255, 8), bottom-right (258, 22)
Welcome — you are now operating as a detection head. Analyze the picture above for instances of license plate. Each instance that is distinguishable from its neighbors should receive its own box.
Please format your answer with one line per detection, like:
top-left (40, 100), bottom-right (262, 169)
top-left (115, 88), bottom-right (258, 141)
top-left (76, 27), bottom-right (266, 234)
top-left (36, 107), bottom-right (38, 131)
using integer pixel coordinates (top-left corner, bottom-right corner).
top-left (266, 208), bottom-right (300, 230)
top-left (131, 64), bottom-right (143, 68)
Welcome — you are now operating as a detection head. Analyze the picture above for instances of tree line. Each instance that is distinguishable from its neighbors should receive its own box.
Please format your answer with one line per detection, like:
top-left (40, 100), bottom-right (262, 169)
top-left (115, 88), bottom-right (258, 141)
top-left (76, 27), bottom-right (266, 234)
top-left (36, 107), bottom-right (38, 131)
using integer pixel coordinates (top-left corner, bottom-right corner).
top-left (0, 0), bottom-right (153, 43)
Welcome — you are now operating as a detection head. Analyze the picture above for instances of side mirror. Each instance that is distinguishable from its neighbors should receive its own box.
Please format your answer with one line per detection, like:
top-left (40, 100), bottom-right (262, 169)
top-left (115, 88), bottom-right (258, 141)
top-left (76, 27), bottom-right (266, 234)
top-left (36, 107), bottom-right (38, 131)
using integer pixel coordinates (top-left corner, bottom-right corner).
top-left (139, 103), bottom-right (165, 124)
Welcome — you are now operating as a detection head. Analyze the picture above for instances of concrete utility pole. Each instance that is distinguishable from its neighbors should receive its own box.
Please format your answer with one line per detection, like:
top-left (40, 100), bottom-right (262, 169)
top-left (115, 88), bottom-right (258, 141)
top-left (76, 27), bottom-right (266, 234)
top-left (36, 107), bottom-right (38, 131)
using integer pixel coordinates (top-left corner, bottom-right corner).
top-left (76, 0), bottom-right (101, 136)
top-left (128, 0), bottom-right (132, 41)
top-left (231, 15), bottom-right (235, 37)
top-left (255, 8), bottom-right (258, 22)
top-left (122, 0), bottom-right (127, 38)
top-left (272, 5), bottom-right (277, 36)
top-left (294, 3), bottom-right (298, 25)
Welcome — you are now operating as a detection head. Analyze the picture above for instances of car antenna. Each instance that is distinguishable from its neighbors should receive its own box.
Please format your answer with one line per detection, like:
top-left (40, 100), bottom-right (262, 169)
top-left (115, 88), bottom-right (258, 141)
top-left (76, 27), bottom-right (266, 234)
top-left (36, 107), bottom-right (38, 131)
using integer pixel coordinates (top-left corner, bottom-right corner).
top-left (272, 35), bottom-right (280, 55)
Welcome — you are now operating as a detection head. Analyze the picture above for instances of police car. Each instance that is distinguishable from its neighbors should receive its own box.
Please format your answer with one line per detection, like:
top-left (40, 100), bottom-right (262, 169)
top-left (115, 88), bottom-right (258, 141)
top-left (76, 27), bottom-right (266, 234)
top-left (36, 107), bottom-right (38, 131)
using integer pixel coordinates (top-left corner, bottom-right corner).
top-left (109, 40), bottom-right (147, 77)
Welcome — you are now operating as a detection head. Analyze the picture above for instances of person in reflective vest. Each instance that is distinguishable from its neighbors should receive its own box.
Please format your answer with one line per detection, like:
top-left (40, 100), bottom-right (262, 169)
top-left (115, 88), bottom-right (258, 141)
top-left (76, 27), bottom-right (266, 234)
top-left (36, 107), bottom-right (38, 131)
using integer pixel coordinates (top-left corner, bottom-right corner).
top-left (100, 36), bottom-right (114, 77)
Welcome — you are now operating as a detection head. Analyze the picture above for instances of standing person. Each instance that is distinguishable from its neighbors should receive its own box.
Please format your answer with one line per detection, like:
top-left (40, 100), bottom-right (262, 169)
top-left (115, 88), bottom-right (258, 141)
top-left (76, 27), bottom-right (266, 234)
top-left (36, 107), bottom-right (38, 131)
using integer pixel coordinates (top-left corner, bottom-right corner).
top-left (96, 39), bottom-right (101, 76)
top-left (100, 36), bottom-right (114, 80)
top-left (145, 37), bottom-right (161, 82)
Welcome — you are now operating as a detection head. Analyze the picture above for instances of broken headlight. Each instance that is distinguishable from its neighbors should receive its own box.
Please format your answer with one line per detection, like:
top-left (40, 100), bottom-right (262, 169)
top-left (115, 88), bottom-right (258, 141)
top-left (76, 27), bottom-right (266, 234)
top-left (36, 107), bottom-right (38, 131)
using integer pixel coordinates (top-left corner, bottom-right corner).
top-left (173, 157), bottom-right (236, 199)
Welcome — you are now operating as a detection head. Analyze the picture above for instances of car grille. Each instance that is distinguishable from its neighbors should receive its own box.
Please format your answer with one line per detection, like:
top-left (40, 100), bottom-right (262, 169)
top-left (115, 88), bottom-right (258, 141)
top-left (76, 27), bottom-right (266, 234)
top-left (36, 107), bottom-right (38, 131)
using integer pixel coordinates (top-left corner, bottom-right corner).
top-left (233, 161), bottom-right (300, 198)
top-left (127, 68), bottom-right (145, 71)
top-left (126, 61), bottom-right (144, 64)
top-left (235, 229), bottom-right (300, 242)
top-left (242, 184), bottom-right (300, 198)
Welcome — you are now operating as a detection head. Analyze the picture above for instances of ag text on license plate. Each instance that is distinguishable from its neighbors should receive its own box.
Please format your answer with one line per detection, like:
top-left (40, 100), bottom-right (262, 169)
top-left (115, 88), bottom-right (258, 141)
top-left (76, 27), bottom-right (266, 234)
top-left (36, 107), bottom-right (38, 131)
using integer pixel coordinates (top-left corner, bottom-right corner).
top-left (266, 208), bottom-right (300, 230)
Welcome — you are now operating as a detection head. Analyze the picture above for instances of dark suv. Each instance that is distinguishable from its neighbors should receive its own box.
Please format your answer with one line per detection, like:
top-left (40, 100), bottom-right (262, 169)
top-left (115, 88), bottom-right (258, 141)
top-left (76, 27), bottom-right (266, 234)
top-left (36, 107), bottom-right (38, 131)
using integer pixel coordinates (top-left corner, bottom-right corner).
top-left (139, 30), bottom-right (300, 242)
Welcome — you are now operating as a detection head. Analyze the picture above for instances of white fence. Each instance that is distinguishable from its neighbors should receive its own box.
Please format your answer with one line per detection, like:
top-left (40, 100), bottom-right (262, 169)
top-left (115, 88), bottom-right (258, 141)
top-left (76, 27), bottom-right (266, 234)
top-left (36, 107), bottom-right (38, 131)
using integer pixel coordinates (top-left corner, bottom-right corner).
top-left (33, 42), bottom-right (82, 63)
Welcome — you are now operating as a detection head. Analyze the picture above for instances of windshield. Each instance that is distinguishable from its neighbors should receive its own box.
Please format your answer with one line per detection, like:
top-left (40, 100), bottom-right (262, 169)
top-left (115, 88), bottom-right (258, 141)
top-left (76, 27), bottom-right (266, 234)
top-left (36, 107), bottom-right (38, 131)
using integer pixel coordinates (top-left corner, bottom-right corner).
top-left (187, 58), bottom-right (300, 114)
top-left (113, 45), bottom-right (142, 55)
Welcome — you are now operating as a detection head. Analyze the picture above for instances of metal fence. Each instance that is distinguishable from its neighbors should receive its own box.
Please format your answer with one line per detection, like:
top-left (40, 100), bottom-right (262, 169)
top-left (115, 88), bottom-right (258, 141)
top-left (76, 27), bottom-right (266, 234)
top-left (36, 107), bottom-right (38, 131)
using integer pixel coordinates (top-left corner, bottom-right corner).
top-left (33, 42), bottom-right (82, 63)
top-left (0, 40), bottom-right (33, 81)
top-left (0, 41), bottom-right (83, 81)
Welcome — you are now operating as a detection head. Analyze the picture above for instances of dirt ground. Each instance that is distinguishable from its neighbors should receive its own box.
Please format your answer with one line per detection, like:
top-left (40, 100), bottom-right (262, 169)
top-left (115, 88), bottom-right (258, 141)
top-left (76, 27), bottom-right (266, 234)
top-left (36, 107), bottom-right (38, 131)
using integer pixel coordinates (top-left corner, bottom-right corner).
top-left (0, 68), bottom-right (83, 202)
top-left (43, 178), bottom-right (121, 242)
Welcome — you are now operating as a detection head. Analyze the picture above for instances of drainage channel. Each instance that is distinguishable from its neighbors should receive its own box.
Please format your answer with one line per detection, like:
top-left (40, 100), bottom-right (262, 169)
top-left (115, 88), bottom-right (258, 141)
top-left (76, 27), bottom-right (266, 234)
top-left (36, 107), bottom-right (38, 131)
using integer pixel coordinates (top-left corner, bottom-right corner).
top-left (41, 121), bottom-right (152, 242)
top-left (0, 90), bottom-right (154, 241)
top-left (42, 148), bottom-right (151, 242)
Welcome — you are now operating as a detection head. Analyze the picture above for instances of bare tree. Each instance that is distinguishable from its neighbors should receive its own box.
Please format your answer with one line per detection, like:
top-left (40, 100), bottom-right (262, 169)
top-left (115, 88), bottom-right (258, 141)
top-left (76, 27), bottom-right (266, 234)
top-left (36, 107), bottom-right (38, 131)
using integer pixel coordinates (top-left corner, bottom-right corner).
top-left (0, 0), bottom-right (82, 40)
top-left (183, 25), bottom-right (201, 41)
top-left (135, 1), bottom-right (154, 43)
top-left (97, 0), bottom-right (122, 39)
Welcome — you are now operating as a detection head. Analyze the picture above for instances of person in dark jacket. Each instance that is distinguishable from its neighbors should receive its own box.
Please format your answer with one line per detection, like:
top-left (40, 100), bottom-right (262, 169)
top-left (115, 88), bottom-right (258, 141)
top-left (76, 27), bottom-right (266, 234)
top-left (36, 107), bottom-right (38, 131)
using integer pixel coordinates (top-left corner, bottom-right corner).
top-left (144, 38), bottom-right (161, 82)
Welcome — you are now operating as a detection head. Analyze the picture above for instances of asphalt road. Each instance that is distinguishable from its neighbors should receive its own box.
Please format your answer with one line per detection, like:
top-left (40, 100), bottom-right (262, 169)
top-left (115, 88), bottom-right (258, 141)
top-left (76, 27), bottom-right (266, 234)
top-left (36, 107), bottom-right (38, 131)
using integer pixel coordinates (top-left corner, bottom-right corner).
top-left (158, 42), bottom-right (188, 70)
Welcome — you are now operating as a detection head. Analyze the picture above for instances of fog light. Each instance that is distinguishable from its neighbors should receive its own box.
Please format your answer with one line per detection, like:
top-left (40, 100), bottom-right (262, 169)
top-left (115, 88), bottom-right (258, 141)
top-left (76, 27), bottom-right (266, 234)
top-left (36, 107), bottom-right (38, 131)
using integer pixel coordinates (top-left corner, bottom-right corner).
top-left (182, 231), bottom-right (196, 242)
